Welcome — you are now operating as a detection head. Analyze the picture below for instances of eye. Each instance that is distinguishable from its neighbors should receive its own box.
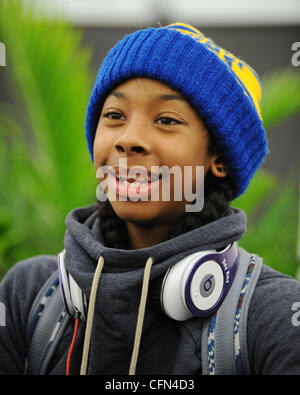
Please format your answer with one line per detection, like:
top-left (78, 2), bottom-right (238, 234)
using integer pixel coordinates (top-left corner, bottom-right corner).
top-left (103, 111), bottom-right (125, 120)
top-left (156, 117), bottom-right (183, 125)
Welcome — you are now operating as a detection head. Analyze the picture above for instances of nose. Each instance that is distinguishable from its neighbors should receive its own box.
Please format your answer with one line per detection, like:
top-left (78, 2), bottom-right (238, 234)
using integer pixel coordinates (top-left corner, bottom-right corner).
top-left (113, 117), bottom-right (151, 156)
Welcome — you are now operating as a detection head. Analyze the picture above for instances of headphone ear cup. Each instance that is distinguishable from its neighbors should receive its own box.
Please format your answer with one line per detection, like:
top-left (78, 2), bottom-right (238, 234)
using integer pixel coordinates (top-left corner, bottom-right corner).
top-left (161, 265), bottom-right (194, 321)
top-left (58, 250), bottom-right (87, 321)
top-left (185, 260), bottom-right (224, 315)
top-left (160, 250), bottom-right (231, 321)
top-left (58, 250), bottom-right (75, 317)
top-left (68, 275), bottom-right (87, 321)
top-left (161, 244), bottom-right (238, 321)
top-left (160, 250), bottom-right (217, 321)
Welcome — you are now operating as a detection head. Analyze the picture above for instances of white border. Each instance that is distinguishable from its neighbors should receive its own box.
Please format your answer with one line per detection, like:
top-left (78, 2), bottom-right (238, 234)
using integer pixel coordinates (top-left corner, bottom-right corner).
top-left (25, 0), bottom-right (300, 27)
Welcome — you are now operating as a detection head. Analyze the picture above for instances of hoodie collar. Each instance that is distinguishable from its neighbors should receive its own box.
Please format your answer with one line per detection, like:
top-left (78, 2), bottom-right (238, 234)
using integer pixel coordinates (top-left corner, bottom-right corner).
top-left (63, 203), bottom-right (247, 274)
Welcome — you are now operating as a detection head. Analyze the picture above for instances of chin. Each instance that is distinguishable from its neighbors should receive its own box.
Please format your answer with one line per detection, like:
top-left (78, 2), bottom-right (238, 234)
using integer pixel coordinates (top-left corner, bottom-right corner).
top-left (109, 199), bottom-right (157, 224)
top-left (109, 199), bottom-right (184, 226)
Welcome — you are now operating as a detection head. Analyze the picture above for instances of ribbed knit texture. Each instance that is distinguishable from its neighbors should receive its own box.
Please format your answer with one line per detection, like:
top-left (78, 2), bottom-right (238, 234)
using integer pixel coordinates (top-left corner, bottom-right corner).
top-left (85, 23), bottom-right (268, 198)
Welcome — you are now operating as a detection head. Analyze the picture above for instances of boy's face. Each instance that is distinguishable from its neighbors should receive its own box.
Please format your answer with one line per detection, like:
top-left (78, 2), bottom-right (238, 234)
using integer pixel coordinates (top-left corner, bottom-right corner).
top-left (93, 78), bottom-right (219, 231)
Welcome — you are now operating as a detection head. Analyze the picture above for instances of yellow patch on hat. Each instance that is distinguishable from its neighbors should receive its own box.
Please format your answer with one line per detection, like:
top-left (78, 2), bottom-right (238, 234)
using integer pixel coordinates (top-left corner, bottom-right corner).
top-left (167, 23), bottom-right (262, 119)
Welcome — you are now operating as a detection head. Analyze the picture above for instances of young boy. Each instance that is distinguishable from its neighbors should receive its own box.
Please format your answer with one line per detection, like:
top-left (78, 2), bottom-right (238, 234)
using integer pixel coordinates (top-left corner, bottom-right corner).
top-left (0, 23), bottom-right (300, 375)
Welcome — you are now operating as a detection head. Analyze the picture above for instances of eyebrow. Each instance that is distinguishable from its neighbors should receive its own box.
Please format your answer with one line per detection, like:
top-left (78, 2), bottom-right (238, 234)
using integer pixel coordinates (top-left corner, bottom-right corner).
top-left (109, 90), bottom-right (125, 99)
top-left (108, 90), bottom-right (187, 102)
top-left (157, 94), bottom-right (187, 102)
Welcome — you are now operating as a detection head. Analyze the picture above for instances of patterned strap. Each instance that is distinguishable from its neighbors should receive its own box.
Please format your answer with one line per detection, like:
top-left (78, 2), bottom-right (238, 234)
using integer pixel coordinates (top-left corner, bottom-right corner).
top-left (25, 270), bottom-right (71, 375)
top-left (26, 270), bottom-right (60, 352)
top-left (201, 247), bottom-right (263, 375)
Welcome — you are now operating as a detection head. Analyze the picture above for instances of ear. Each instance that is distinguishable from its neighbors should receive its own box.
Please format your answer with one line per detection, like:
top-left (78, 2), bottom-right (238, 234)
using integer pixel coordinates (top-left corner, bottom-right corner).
top-left (210, 155), bottom-right (229, 178)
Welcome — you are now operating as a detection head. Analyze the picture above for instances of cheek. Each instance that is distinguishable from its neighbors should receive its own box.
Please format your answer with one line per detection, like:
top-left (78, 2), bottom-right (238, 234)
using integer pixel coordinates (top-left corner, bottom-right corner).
top-left (171, 141), bottom-right (208, 195)
top-left (189, 135), bottom-right (209, 164)
top-left (93, 128), bottom-right (112, 170)
top-left (169, 145), bottom-right (208, 173)
top-left (172, 129), bottom-right (208, 164)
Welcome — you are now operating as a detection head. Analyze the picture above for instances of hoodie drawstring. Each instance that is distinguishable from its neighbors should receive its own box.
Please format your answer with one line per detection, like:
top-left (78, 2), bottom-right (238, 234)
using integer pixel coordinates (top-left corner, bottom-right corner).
top-left (79, 255), bottom-right (154, 375)
top-left (80, 255), bottom-right (104, 375)
top-left (129, 257), bottom-right (154, 375)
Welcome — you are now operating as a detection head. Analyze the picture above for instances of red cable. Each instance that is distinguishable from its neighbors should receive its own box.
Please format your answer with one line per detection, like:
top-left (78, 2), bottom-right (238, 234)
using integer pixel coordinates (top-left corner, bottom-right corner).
top-left (66, 316), bottom-right (80, 375)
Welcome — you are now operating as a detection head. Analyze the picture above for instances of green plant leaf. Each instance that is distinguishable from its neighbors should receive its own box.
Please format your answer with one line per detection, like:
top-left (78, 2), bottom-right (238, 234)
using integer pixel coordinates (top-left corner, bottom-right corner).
top-left (234, 169), bottom-right (279, 221)
top-left (239, 182), bottom-right (299, 277)
top-left (0, 0), bottom-right (96, 275)
top-left (260, 68), bottom-right (300, 130)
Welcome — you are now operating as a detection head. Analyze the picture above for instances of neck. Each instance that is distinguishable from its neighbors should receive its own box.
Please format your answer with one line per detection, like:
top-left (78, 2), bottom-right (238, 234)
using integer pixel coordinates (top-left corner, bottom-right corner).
top-left (126, 221), bottom-right (175, 249)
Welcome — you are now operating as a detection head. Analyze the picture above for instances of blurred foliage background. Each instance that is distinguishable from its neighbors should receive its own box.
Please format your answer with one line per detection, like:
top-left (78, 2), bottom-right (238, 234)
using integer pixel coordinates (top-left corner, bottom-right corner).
top-left (0, 0), bottom-right (299, 279)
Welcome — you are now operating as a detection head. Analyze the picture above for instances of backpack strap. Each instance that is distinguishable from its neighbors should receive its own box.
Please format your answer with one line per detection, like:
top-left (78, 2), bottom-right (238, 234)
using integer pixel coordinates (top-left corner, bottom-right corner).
top-left (25, 270), bottom-right (71, 375)
top-left (201, 247), bottom-right (263, 375)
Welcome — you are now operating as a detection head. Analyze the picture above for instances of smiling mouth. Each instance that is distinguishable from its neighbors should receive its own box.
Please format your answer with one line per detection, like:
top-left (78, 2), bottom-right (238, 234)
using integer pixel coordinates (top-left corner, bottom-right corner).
top-left (108, 166), bottom-right (163, 187)
top-left (103, 165), bottom-right (164, 200)
top-left (116, 173), bottom-right (162, 187)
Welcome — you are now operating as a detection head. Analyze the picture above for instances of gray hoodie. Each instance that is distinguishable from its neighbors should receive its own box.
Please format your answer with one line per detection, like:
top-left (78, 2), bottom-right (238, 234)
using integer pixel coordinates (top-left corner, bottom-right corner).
top-left (0, 204), bottom-right (300, 375)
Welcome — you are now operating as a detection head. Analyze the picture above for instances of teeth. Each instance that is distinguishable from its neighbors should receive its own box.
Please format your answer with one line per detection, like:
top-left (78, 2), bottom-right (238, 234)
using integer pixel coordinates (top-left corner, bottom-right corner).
top-left (136, 177), bottom-right (147, 184)
top-left (117, 173), bottom-right (160, 185)
top-left (118, 177), bottom-right (141, 188)
top-left (130, 182), bottom-right (141, 188)
top-left (119, 177), bottom-right (129, 185)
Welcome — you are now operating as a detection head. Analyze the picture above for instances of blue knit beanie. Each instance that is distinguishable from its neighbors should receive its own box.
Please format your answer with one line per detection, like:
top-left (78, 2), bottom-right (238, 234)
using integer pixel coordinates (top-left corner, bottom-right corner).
top-left (85, 23), bottom-right (268, 198)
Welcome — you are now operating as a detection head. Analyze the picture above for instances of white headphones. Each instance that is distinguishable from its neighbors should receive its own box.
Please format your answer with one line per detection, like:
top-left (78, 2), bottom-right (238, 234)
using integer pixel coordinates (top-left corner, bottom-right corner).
top-left (58, 250), bottom-right (87, 320)
top-left (160, 242), bottom-right (238, 321)
top-left (58, 242), bottom-right (238, 322)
